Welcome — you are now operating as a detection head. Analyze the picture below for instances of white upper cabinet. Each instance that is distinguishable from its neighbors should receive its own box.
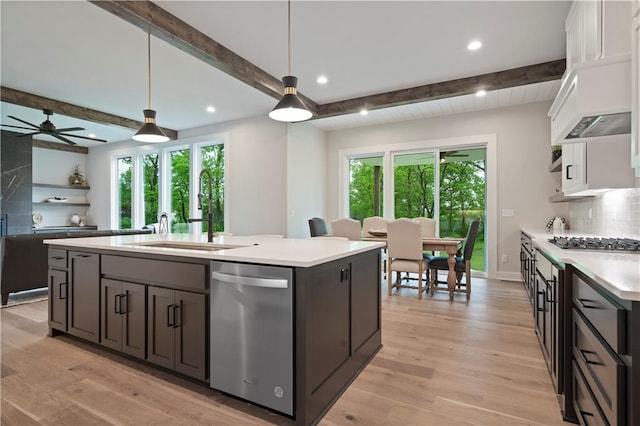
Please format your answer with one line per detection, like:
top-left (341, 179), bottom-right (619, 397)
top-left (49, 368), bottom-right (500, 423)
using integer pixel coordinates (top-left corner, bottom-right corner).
top-left (565, 0), bottom-right (631, 70)
top-left (561, 136), bottom-right (636, 196)
top-left (632, 8), bottom-right (640, 176)
top-left (549, 1), bottom-right (633, 146)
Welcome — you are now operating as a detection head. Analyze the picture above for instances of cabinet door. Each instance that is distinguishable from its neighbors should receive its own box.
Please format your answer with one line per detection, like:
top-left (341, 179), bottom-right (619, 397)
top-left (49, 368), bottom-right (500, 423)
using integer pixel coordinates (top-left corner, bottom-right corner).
top-left (121, 282), bottom-right (146, 359)
top-left (147, 286), bottom-right (175, 370)
top-left (305, 262), bottom-right (350, 392)
top-left (101, 279), bottom-right (146, 359)
top-left (350, 251), bottom-right (380, 354)
top-left (582, 0), bottom-right (601, 61)
top-left (101, 279), bottom-right (123, 352)
top-left (174, 290), bottom-right (206, 380)
top-left (48, 269), bottom-right (67, 331)
top-left (68, 252), bottom-right (100, 343)
top-left (566, 2), bottom-right (583, 70)
top-left (562, 143), bottom-right (586, 194)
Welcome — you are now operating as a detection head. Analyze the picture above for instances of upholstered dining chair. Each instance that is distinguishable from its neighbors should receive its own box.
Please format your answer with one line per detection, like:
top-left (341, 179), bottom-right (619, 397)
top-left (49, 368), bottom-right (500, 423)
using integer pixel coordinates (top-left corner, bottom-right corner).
top-left (413, 217), bottom-right (436, 238)
top-left (362, 216), bottom-right (389, 237)
top-left (427, 219), bottom-right (480, 300)
top-left (308, 217), bottom-right (328, 237)
top-left (387, 218), bottom-right (429, 299)
top-left (362, 216), bottom-right (389, 277)
top-left (331, 218), bottom-right (362, 240)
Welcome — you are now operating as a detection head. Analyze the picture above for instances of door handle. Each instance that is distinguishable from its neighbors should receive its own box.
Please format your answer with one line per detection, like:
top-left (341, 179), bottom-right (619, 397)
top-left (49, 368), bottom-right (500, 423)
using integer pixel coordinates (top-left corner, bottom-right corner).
top-left (115, 294), bottom-right (121, 314)
top-left (119, 294), bottom-right (127, 315)
top-left (566, 164), bottom-right (573, 180)
top-left (578, 349), bottom-right (604, 366)
top-left (575, 298), bottom-right (598, 309)
top-left (536, 291), bottom-right (545, 312)
top-left (173, 304), bottom-right (181, 328)
top-left (167, 304), bottom-right (174, 327)
top-left (59, 283), bottom-right (67, 300)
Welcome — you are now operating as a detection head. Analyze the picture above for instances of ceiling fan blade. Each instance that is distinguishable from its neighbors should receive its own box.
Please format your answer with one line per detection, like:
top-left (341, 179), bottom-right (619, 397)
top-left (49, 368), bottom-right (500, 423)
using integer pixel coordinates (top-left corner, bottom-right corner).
top-left (17, 131), bottom-right (43, 137)
top-left (58, 133), bottom-right (107, 143)
top-left (55, 127), bottom-right (85, 132)
top-left (7, 115), bottom-right (39, 128)
top-left (53, 134), bottom-right (77, 146)
top-left (0, 124), bottom-right (40, 131)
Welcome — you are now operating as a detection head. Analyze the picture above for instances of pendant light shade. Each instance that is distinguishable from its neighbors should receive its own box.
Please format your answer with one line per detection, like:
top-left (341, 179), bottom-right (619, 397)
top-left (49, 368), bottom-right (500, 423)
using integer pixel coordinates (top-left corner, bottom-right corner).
top-left (133, 33), bottom-right (169, 143)
top-left (269, 0), bottom-right (312, 123)
top-left (269, 76), bottom-right (312, 122)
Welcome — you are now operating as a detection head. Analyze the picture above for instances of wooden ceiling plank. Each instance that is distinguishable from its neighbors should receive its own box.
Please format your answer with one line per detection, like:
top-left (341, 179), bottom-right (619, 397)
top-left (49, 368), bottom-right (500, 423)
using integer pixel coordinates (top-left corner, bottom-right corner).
top-left (88, 0), bottom-right (320, 114)
top-left (1, 86), bottom-right (178, 140)
top-left (315, 59), bottom-right (566, 119)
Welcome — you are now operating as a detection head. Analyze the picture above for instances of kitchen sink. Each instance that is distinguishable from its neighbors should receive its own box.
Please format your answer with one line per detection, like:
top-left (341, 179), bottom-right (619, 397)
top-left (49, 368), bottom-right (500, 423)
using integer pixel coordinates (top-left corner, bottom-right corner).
top-left (128, 241), bottom-right (247, 251)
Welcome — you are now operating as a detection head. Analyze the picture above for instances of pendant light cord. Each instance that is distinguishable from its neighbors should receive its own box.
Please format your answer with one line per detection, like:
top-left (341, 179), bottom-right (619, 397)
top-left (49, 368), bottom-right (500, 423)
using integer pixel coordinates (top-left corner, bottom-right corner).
top-left (147, 32), bottom-right (151, 109)
top-left (287, 0), bottom-right (291, 75)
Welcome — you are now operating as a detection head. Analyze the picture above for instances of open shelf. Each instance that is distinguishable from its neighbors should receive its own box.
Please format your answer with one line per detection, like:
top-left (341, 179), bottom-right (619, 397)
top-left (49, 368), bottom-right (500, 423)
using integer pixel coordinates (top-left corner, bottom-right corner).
top-left (549, 193), bottom-right (593, 203)
top-left (33, 202), bottom-right (90, 207)
top-left (33, 183), bottom-right (90, 190)
top-left (549, 156), bottom-right (562, 173)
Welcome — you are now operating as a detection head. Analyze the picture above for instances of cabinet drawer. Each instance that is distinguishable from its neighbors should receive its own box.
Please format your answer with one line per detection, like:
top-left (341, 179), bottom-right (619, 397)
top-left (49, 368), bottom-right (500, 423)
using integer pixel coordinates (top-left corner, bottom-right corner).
top-left (573, 274), bottom-right (626, 353)
top-left (573, 309), bottom-right (625, 425)
top-left (102, 255), bottom-right (206, 291)
top-left (573, 361), bottom-right (608, 426)
top-left (48, 248), bottom-right (67, 269)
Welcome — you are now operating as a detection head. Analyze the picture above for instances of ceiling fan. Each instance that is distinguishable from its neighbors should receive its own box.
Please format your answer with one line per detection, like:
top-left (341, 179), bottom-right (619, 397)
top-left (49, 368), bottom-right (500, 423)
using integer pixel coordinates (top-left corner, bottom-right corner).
top-left (1, 109), bottom-right (107, 145)
top-left (441, 150), bottom-right (469, 158)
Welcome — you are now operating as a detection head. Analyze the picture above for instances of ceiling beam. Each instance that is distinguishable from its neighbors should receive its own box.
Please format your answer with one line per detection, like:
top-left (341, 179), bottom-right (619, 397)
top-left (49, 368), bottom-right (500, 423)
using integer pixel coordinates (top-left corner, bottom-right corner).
top-left (33, 139), bottom-right (89, 154)
top-left (1, 86), bottom-right (178, 140)
top-left (88, 0), bottom-right (320, 115)
top-left (314, 59), bottom-right (566, 119)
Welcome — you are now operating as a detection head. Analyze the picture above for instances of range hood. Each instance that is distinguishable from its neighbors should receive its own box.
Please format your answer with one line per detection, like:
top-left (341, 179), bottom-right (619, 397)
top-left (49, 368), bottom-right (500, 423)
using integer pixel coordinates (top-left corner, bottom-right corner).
top-left (549, 54), bottom-right (631, 144)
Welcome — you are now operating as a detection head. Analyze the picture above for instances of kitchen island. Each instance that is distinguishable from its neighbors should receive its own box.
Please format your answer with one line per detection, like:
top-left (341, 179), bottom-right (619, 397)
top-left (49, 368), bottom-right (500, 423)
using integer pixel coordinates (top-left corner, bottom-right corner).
top-left (45, 234), bottom-right (385, 426)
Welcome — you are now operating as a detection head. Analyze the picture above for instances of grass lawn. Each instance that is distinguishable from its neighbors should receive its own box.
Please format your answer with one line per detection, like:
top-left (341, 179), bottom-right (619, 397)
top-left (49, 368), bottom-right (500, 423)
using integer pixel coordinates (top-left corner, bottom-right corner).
top-left (471, 239), bottom-right (485, 272)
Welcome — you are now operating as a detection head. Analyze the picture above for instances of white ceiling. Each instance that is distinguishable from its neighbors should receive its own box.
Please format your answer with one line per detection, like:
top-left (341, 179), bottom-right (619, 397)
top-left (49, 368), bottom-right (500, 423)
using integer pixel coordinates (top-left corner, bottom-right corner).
top-left (0, 1), bottom-right (571, 146)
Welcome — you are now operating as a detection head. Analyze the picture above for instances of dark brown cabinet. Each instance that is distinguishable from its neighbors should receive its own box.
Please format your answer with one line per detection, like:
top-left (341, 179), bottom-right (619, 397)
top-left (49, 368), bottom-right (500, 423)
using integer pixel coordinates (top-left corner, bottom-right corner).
top-left (147, 286), bottom-right (206, 381)
top-left (100, 279), bottom-right (146, 359)
top-left (67, 251), bottom-right (100, 343)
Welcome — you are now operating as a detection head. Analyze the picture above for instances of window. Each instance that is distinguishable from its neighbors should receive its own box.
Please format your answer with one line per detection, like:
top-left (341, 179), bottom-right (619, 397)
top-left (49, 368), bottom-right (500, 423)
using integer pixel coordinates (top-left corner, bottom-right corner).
top-left (142, 153), bottom-right (159, 225)
top-left (110, 134), bottom-right (227, 233)
top-left (169, 148), bottom-right (190, 233)
top-left (200, 144), bottom-right (225, 232)
top-left (348, 156), bottom-right (383, 222)
top-left (116, 157), bottom-right (132, 229)
top-left (393, 152), bottom-right (436, 219)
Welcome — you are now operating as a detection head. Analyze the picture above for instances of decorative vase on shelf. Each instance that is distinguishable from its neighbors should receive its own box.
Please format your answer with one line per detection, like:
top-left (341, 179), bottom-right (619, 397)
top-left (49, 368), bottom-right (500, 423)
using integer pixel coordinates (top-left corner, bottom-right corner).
top-left (69, 164), bottom-right (85, 186)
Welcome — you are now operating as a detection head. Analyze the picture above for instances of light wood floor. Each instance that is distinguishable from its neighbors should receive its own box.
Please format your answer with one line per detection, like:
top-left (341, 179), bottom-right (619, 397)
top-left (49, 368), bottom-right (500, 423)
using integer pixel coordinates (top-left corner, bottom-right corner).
top-left (1, 277), bottom-right (571, 425)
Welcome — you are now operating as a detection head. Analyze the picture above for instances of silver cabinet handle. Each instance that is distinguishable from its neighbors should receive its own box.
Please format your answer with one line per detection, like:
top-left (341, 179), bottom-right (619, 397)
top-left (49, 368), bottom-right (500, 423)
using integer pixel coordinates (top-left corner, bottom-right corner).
top-left (211, 271), bottom-right (288, 289)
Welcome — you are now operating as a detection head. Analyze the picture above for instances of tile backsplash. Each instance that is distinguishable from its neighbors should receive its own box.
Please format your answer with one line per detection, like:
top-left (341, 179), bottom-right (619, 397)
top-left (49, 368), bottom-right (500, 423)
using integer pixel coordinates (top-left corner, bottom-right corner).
top-left (568, 188), bottom-right (640, 238)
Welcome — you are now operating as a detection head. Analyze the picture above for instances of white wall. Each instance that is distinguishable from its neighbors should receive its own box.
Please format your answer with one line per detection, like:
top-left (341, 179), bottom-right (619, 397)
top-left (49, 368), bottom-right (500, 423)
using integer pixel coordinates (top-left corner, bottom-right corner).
top-left (326, 101), bottom-right (566, 280)
top-left (88, 115), bottom-right (289, 236)
top-left (286, 122), bottom-right (327, 238)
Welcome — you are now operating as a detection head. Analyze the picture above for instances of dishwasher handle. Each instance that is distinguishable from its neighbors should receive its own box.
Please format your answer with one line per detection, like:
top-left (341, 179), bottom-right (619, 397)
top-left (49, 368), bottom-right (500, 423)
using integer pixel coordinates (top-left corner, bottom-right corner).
top-left (212, 271), bottom-right (288, 289)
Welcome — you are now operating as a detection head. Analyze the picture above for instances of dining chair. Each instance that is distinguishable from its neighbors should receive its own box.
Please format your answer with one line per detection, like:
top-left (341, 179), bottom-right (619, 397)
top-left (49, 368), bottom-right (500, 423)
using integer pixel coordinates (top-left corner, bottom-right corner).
top-left (308, 236), bottom-right (349, 241)
top-left (308, 217), bottom-right (328, 237)
top-left (362, 216), bottom-right (389, 277)
top-left (413, 217), bottom-right (436, 238)
top-left (362, 216), bottom-right (389, 237)
top-left (386, 218), bottom-right (428, 299)
top-left (427, 219), bottom-right (480, 300)
top-left (331, 218), bottom-right (362, 240)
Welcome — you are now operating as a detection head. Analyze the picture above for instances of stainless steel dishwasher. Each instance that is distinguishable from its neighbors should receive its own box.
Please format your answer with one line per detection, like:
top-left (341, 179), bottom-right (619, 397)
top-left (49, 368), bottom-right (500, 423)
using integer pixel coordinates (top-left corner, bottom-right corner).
top-left (210, 261), bottom-right (293, 415)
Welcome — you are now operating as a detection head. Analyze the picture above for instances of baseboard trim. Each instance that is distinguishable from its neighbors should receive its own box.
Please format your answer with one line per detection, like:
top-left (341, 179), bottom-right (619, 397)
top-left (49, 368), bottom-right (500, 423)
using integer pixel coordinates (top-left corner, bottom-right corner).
top-left (495, 272), bottom-right (522, 282)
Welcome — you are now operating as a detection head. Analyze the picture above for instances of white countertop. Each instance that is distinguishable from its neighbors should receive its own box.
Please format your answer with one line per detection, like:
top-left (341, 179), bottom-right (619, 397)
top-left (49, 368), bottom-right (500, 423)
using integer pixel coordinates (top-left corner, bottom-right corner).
top-left (522, 228), bottom-right (640, 301)
top-left (44, 233), bottom-right (386, 268)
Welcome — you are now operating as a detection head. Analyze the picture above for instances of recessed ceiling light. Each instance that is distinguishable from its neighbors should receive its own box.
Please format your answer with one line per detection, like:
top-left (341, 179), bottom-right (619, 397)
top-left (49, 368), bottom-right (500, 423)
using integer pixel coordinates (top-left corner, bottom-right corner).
top-left (360, 109), bottom-right (368, 116)
top-left (467, 40), bottom-right (482, 51)
top-left (206, 106), bottom-right (216, 113)
top-left (476, 90), bottom-right (487, 97)
top-left (88, 134), bottom-right (96, 138)
top-left (317, 76), bottom-right (328, 84)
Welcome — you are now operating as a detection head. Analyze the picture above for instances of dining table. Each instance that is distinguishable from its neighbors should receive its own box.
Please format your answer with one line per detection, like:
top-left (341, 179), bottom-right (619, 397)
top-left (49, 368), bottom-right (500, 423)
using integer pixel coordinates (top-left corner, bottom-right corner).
top-left (363, 232), bottom-right (464, 300)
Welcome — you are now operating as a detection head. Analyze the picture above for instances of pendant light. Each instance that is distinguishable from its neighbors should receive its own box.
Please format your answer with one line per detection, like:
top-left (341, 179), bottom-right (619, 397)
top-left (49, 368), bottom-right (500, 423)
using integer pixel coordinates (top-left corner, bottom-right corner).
top-left (133, 33), bottom-right (169, 143)
top-left (269, 0), bottom-right (312, 122)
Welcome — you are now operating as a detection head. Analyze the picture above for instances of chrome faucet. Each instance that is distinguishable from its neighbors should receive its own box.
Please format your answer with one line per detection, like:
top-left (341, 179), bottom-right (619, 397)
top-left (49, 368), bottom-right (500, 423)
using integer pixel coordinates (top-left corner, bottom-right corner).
top-left (187, 170), bottom-right (214, 242)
